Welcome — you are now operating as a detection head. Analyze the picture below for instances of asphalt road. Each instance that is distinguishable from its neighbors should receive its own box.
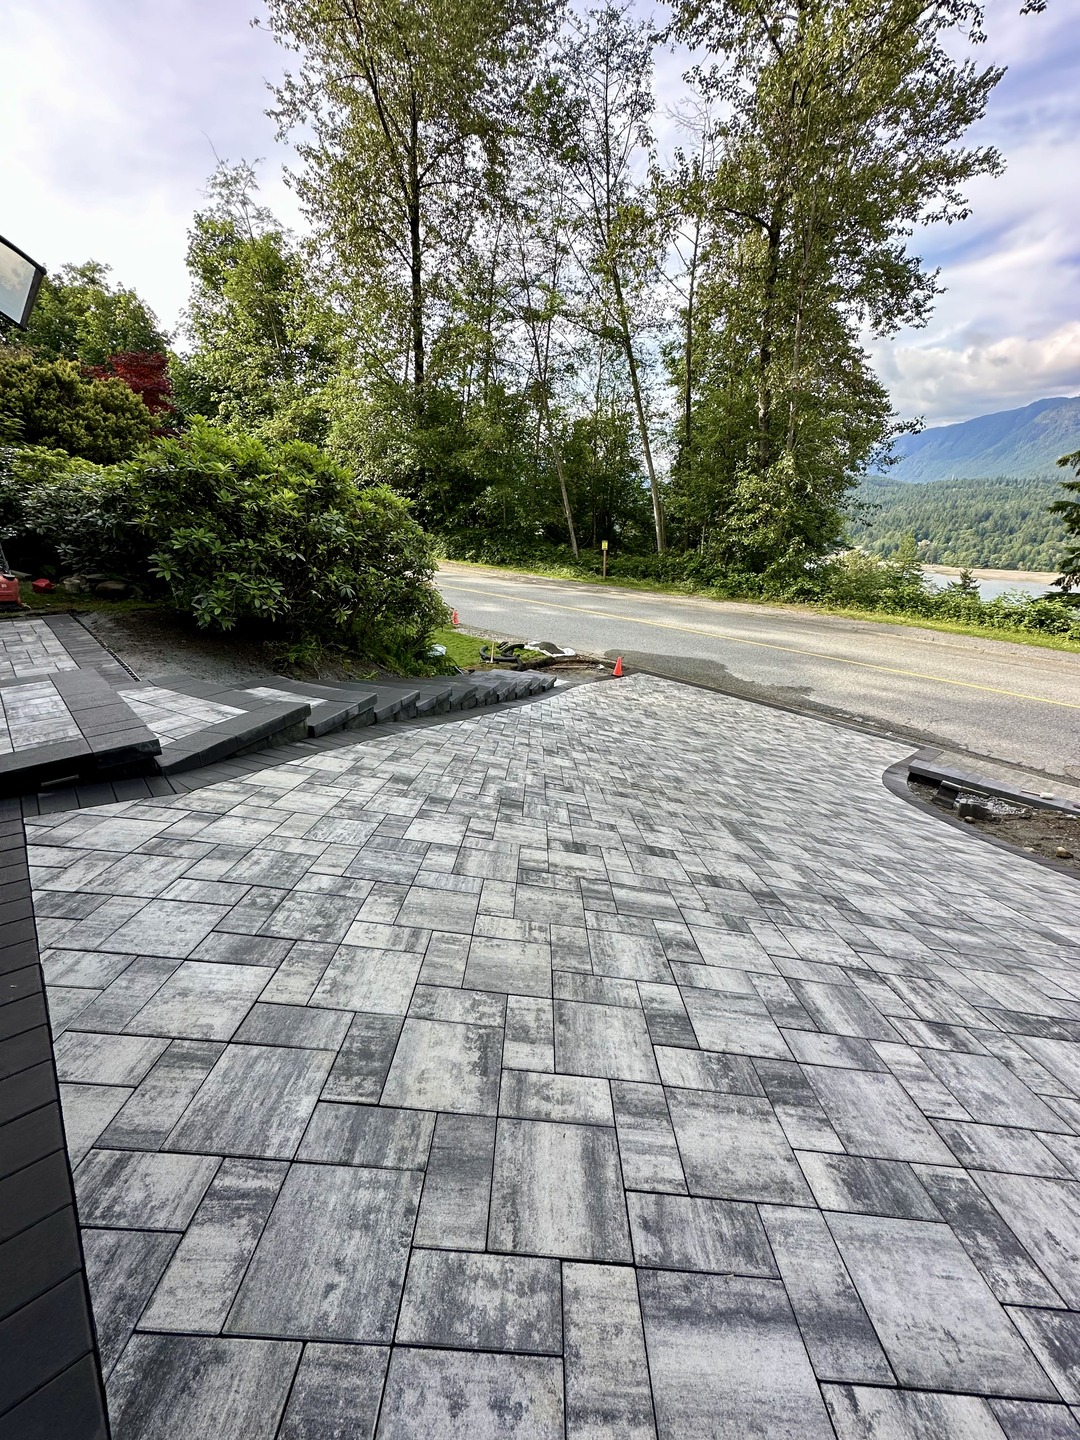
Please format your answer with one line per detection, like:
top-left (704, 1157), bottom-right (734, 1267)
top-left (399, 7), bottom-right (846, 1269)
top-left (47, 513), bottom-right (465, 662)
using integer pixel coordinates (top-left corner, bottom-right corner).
top-left (438, 562), bottom-right (1080, 781)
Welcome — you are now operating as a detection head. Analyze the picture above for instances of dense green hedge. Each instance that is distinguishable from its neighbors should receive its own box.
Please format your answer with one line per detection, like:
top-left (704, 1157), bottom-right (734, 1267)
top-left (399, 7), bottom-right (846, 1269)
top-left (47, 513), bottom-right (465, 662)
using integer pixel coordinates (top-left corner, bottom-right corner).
top-left (0, 348), bottom-right (153, 462)
top-left (0, 424), bottom-right (446, 666)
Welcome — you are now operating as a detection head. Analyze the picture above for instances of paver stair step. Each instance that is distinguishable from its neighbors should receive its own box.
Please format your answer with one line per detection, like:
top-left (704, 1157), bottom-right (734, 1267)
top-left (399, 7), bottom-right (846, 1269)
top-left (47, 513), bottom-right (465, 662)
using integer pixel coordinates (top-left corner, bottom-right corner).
top-left (471, 669), bottom-right (556, 702)
top-left (358, 680), bottom-right (444, 720)
top-left (0, 668), bottom-right (159, 796)
top-left (0, 615), bottom-right (563, 800)
top-left (237, 678), bottom-right (379, 738)
top-left (120, 673), bottom-right (310, 775)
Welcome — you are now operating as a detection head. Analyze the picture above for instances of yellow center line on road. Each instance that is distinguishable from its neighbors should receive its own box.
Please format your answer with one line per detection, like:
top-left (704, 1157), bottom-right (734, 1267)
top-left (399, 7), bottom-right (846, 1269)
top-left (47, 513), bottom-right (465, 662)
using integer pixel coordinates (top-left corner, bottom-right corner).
top-left (443, 581), bottom-right (1080, 711)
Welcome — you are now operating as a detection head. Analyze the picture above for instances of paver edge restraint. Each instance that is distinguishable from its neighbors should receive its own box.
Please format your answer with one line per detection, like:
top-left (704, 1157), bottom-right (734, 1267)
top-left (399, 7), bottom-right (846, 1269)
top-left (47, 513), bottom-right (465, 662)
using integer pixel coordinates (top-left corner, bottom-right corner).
top-left (0, 809), bottom-right (112, 1438)
top-left (881, 753), bottom-right (1080, 886)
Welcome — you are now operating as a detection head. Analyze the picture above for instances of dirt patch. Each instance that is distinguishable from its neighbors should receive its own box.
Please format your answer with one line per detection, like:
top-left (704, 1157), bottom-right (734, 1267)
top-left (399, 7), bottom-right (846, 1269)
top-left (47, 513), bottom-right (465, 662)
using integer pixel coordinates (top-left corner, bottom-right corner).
top-left (909, 776), bottom-right (1080, 873)
top-left (76, 608), bottom-right (284, 684)
top-left (68, 607), bottom-right (442, 686)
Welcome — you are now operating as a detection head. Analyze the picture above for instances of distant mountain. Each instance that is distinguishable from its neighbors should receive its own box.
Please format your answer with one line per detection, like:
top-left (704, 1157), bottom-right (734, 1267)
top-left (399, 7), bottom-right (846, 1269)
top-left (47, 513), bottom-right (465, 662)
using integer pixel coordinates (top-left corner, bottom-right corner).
top-left (876, 394), bottom-right (1080, 483)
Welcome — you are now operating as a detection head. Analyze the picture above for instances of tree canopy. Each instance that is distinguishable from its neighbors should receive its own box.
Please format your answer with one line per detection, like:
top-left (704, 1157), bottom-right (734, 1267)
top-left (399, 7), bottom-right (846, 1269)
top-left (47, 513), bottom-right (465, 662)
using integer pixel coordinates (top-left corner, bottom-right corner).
top-left (1051, 451), bottom-right (1080, 589)
top-left (147, 2), bottom-right (1061, 582)
top-left (170, 161), bottom-right (338, 444)
top-left (663, 0), bottom-right (1003, 580)
top-left (15, 260), bottom-right (168, 367)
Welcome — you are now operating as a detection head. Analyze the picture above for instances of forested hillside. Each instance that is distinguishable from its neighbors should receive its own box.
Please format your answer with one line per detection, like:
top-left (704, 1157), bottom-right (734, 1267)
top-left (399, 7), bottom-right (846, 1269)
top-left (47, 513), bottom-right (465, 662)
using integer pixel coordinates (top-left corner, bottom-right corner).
top-left (879, 396), bottom-right (1080, 483)
top-left (851, 475), bottom-right (1068, 570)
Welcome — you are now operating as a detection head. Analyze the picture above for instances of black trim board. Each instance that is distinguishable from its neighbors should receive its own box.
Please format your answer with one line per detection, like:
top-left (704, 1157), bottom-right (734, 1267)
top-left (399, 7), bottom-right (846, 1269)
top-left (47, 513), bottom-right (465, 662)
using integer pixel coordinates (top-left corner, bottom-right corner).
top-left (0, 818), bottom-right (110, 1437)
top-left (906, 746), bottom-right (1080, 817)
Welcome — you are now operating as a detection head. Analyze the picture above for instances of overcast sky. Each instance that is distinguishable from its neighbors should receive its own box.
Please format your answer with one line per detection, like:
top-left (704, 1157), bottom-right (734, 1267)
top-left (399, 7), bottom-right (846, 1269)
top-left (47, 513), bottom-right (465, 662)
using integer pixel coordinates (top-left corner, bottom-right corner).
top-left (2, 0), bottom-right (1077, 427)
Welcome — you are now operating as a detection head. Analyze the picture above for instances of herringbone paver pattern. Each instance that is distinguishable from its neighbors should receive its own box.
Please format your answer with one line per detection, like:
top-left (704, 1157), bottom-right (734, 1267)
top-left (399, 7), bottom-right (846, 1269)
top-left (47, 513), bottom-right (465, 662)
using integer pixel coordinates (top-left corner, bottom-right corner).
top-left (29, 675), bottom-right (1080, 1438)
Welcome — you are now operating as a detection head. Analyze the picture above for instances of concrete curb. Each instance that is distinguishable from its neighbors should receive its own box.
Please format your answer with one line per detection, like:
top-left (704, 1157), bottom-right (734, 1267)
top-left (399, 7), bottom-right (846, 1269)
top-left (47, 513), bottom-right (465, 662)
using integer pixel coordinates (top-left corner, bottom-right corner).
top-left (906, 747), bottom-right (1080, 817)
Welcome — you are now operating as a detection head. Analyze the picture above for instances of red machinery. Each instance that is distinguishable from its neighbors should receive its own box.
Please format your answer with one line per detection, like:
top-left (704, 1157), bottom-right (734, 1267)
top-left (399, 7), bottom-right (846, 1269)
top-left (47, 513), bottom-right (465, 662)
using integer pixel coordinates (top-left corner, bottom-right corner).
top-left (0, 542), bottom-right (23, 611)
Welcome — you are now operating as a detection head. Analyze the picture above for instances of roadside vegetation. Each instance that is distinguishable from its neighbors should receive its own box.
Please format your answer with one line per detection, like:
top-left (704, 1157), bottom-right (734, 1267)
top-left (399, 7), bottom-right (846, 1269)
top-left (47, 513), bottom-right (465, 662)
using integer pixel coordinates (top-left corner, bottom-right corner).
top-left (430, 625), bottom-right (549, 669)
top-left (2, 0), bottom-right (1075, 667)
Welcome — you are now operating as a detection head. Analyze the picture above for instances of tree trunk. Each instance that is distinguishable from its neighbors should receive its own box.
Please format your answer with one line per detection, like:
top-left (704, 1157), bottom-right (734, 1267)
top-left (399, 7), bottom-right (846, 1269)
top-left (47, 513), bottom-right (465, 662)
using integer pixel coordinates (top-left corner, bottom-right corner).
top-left (480, 221), bottom-right (502, 403)
top-left (757, 210), bottom-right (783, 470)
top-left (612, 263), bottom-right (666, 553)
top-left (786, 196), bottom-right (816, 454)
top-left (407, 102), bottom-right (425, 404)
top-left (524, 316), bottom-right (578, 557)
top-left (682, 213), bottom-right (700, 472)
top-left (542, 391), bottom-right (579, 558)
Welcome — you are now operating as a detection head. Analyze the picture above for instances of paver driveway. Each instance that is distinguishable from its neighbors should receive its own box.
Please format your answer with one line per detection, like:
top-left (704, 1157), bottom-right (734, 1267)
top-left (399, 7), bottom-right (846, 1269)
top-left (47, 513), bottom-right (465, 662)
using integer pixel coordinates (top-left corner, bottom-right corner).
top-left (30, 675), bottom-right (1080, 1438)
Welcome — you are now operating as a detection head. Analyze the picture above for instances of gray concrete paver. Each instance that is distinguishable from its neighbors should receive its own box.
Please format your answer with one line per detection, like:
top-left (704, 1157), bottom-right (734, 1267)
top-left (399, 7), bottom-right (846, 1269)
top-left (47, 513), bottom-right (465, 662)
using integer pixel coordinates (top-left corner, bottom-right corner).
top-left (28, 674), bottom-right (1080, 1433)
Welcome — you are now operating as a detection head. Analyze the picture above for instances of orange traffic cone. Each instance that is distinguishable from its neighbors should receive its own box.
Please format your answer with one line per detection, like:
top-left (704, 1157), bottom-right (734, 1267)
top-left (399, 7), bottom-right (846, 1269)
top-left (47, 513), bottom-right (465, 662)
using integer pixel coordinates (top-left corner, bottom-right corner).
top-left (612, 656), bottom-right (623, 677)
top-left (452, 610), bottom-right (459, 627)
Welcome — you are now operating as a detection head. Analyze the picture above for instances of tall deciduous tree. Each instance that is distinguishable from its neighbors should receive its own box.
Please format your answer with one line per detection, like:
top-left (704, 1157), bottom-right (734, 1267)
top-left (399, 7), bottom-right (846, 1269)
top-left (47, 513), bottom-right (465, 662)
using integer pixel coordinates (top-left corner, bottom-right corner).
top-left (172, 162), bottom-right (338, 444)
top-left (509, 155), bottom-right (580, 555)
top-left (555, 4), bottom-right (669, 553)
top-left (263, 0), bottom-right (554, 415)
top-left (668, 0), bottom-right (1005, 575)
top-left (660, 94), bottom-right (718, 546)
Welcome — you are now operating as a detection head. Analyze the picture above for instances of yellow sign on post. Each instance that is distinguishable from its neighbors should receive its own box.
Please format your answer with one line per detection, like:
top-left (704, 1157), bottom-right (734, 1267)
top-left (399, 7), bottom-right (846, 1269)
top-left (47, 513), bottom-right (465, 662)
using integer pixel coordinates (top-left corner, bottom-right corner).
top-left (601, 539), bottom-right (608, 577)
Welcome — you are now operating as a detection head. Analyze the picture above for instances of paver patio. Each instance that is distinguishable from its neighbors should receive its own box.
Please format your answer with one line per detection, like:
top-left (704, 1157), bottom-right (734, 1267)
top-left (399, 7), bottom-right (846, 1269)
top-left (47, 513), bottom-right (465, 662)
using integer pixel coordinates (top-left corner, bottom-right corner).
top-left (26, 674), bottom-right (1080, 1437)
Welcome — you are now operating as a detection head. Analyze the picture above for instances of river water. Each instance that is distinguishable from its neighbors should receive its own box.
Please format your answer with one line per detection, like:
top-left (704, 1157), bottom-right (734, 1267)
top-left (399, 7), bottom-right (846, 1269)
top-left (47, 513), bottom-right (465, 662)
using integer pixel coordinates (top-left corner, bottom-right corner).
top-left (922, 571), bottom-right (1057, 601)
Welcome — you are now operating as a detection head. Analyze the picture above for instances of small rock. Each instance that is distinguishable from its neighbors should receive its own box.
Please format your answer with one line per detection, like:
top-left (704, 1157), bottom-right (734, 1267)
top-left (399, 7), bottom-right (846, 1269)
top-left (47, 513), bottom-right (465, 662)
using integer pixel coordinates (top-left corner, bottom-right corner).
top-left (963, 816), bottom-right (976, 824)
top-left (59, 573), bottom-right (89, 594)
top-left (1056, 847), bottom-right (1074, 860)
top-left (94, 580), bottom-right (131, 598)
top-left (954, 791), bottom-right (1030, 822)
top-left (1024, 846), bottom-right (1036, 852)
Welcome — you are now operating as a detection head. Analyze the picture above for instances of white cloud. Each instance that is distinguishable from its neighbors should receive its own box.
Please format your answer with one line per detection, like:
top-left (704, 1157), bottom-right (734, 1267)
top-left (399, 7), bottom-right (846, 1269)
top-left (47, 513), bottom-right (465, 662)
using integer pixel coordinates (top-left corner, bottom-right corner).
top-left (872, 0), bottom-right (1080, 421)
top-left (870, 321), bottom-right (1080, 425)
